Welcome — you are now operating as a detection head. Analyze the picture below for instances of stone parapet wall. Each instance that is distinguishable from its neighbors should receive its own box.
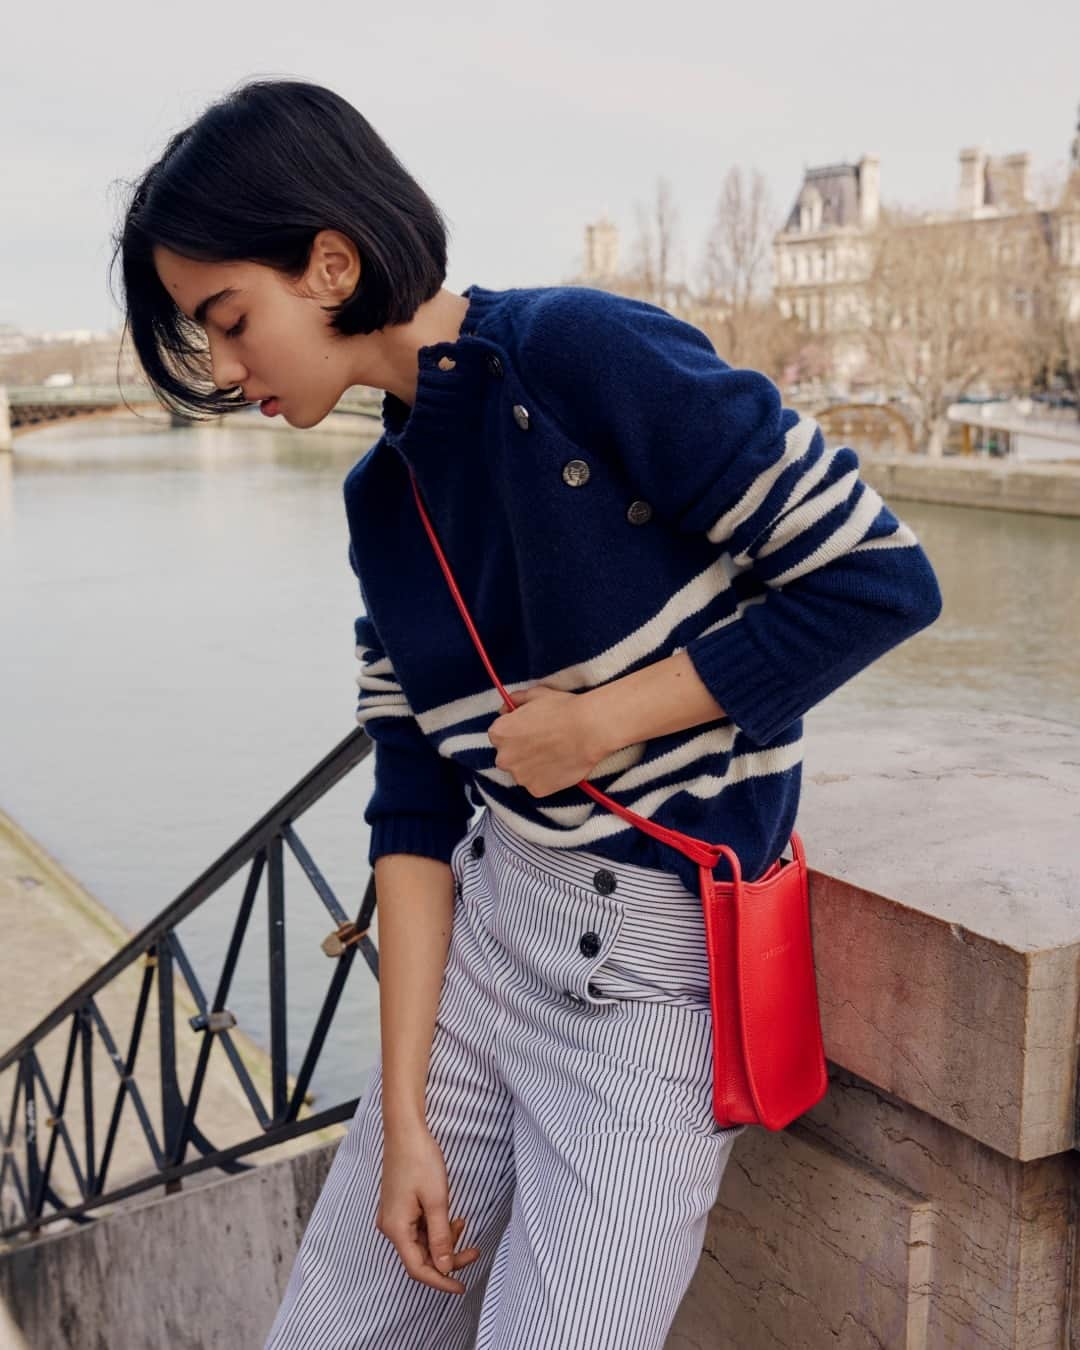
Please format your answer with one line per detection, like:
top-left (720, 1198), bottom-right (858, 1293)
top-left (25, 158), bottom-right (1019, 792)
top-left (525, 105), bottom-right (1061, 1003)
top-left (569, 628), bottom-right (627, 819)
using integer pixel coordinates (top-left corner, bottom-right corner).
top-left (3, 705), bottom-right (1078, 1348)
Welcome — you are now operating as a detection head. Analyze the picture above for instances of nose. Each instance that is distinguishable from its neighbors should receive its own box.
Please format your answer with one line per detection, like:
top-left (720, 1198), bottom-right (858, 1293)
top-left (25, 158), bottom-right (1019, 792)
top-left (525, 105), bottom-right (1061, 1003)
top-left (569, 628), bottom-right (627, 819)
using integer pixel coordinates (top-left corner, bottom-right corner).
top-left (207, 334), bottom-right (247, 392)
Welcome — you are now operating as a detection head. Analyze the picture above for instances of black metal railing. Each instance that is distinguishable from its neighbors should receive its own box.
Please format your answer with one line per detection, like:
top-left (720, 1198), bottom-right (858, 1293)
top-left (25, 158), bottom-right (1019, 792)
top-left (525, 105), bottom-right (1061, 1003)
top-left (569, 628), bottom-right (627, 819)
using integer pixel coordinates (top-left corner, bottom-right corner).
top-left (0, 727), bottom-right (377, 1241)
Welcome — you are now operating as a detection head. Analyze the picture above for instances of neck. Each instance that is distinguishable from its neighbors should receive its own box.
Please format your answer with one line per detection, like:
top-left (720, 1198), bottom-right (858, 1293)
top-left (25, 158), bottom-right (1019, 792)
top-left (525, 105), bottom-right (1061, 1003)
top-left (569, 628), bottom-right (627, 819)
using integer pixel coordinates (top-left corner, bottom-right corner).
top-left (356, 287), bottom-right (471, 407)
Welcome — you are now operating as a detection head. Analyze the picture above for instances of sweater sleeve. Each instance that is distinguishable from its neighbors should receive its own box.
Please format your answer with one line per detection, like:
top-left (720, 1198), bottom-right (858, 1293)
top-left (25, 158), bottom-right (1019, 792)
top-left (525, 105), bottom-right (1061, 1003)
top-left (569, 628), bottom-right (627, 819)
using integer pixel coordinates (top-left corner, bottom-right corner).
top-left (350, 543), bottom-right (472, 868)
top-left (520, 287), bottom-right (944, 746)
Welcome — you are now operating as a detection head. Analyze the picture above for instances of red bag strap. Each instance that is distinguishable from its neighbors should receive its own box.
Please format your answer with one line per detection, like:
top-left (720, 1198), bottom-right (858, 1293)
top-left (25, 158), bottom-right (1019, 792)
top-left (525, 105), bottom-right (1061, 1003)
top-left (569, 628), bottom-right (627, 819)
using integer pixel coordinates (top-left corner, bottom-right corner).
top-left (407, 464), bottom-right (747, 877)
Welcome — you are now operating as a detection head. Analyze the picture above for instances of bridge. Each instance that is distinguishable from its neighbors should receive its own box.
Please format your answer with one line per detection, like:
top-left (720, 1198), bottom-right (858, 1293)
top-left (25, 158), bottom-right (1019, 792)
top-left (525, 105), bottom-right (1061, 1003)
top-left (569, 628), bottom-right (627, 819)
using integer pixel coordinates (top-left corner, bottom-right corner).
top-left (0, 384), bottom-right (382, 449)
top-left (809, 400), bottom-right (916, 455)
top-left (1, 383), bottom-right (916, 456)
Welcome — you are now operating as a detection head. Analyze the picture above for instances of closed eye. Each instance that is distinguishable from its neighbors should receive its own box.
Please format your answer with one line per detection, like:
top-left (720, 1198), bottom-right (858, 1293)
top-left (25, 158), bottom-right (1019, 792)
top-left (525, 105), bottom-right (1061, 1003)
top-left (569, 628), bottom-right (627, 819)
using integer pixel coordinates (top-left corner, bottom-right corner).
top-left (225, 317), bottom-right (246, 339)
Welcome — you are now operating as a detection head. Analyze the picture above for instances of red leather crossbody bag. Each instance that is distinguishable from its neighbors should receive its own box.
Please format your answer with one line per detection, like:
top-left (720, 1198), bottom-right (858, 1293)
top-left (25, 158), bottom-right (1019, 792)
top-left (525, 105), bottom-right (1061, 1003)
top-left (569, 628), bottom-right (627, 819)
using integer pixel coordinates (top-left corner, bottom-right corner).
top-left (407, 465), bottom-right (829, 1132)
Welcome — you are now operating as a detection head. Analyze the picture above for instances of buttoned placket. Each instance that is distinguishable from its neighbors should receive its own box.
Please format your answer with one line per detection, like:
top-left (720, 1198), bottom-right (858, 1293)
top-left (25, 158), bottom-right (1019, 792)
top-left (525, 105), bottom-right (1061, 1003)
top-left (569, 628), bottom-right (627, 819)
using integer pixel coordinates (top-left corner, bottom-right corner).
top-left (461, 827), bottom-right (626, 1009)
top-left (420, 337), bottom-right (653, 983)
top-left (563, 866), bottom-right (623, 1007)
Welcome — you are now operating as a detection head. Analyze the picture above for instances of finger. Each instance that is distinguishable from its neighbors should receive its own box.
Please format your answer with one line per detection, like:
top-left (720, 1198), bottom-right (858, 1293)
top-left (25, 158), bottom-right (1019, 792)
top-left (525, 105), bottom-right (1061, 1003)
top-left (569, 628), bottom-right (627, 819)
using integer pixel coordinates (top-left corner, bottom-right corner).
top-left (449, 1216), bottom-right (481, 1269)
top-left (398, 1234), bottom-right (467, 1293)
top-left (423, 1216), bottom-right (480, 1277)
top-left (421, 1215), bottom-right (480, 1274)
top-left (422, 1196), bottom-right (457, 1276)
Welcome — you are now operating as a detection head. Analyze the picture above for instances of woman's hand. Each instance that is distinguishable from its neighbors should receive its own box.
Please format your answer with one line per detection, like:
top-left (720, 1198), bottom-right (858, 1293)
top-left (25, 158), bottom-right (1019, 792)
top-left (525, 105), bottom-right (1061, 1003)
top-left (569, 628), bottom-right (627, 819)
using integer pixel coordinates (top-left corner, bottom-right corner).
top-left (487, 685), bottom-right (610, 797)
top-left (376, 1123), bottom-right (480, 1295)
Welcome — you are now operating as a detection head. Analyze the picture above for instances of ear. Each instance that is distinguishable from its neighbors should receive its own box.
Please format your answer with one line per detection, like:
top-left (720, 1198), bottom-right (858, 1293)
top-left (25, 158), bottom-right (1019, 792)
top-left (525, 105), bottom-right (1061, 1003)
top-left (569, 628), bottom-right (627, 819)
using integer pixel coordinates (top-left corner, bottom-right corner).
top-left (308, 229), bottom-right (360, 301)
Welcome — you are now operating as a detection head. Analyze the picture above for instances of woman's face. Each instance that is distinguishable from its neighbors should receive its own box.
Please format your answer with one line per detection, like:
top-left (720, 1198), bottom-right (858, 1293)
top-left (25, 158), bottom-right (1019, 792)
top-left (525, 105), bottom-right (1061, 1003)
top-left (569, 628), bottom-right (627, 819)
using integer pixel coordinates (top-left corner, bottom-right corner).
top-left (152, 231), bottom-right (364, 428)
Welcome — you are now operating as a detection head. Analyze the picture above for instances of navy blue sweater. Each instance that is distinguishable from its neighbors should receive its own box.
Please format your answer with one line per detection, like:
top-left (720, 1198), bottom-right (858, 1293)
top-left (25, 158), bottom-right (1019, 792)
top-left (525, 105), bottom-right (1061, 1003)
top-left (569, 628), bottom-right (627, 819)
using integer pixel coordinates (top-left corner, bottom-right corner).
top-left (344, 283), bottom-right (943, 894)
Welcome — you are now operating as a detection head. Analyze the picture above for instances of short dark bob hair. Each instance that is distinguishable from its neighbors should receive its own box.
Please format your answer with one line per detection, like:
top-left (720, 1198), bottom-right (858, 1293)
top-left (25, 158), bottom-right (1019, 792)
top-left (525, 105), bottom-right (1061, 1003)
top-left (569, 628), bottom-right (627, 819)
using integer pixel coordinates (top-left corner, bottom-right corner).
top-left (109, 78), bottom-right (450, 419)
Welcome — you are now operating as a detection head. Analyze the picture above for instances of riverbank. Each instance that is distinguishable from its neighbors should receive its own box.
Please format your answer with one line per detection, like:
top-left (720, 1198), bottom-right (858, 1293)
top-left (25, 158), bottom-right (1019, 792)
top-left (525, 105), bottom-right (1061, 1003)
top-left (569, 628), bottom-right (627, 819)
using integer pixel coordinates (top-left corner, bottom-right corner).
top-left (0, 808), bottom-right (346, 1240)
top-left (3, 402), bottom-right (381, 447)
top-left (11, 404), bottom-right (1080, 519)
top-left (858, 449), bottom-right (1080, 517)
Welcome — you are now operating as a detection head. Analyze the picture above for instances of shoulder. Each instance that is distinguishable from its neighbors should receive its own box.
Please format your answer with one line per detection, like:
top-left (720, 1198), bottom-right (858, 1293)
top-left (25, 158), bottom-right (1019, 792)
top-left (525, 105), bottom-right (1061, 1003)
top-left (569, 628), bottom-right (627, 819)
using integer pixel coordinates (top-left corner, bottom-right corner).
top-left (503, 286), bottom-right (785, 455)
top-left (508, 283), bottom-right (715, 364)
top-left (503, 286), bottom-right (722, 442)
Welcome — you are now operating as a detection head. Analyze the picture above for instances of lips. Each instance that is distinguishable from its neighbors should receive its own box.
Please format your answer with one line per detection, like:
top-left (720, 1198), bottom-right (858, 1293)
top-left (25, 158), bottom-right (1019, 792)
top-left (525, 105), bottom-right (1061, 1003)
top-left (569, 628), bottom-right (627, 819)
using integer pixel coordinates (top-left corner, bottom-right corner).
top-left (259, 397), bottom-right (281, 417)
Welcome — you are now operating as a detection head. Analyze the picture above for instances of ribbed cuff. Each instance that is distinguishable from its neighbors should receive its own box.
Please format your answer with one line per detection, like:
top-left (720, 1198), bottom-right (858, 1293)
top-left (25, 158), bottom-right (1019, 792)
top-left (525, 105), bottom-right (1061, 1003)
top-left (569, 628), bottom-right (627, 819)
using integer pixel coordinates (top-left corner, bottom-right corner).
top-left (685, 623), bottom-right (811, 747)
top-left (368, 813), bottom-right (470, 868)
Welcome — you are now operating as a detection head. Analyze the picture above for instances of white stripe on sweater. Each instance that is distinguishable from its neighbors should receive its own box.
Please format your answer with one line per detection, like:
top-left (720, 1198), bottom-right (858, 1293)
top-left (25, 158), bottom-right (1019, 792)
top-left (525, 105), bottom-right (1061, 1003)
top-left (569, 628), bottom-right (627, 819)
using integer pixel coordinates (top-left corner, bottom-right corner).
top-left (472, 734), bottom-right (804, 847)
top-left (704, 411), bottom-right (821, 546)
top-left (357, 555), bottom-right (739, 738)
top-left (849, 519), bottom-right (920, 552)
top-left (702, 413), bottom-right (924, 590)
top-left (766, 477), bottom-right (884, 586)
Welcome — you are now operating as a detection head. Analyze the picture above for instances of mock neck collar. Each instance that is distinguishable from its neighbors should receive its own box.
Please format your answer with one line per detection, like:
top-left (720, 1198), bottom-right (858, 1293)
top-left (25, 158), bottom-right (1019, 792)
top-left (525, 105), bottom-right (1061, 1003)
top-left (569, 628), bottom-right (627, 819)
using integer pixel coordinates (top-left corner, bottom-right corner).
top-left (379, 284), bottom-right (504, 458)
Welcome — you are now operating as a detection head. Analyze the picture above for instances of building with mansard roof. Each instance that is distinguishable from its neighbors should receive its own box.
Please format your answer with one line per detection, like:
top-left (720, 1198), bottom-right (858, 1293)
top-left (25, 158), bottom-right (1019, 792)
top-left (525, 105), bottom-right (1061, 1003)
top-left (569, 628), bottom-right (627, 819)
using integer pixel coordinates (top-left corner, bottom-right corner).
top-left (572, 107), bottom-right (1080, 397)
top-left (772, 107), bottom-right (1080, 389)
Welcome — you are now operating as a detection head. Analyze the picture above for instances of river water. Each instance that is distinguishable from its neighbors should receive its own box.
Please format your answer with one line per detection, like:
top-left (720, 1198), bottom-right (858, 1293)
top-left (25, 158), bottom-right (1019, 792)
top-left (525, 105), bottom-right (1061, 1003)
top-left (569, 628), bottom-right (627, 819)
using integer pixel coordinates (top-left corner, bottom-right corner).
top-left (1, 412), bottom-right (1077, 1109)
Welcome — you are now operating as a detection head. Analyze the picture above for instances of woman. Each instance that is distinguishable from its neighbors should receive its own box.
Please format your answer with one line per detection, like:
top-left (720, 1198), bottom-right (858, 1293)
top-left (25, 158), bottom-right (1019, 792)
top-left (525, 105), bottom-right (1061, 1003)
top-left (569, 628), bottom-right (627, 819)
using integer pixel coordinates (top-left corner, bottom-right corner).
top-left (113, 78), bottom-right (943, 1349)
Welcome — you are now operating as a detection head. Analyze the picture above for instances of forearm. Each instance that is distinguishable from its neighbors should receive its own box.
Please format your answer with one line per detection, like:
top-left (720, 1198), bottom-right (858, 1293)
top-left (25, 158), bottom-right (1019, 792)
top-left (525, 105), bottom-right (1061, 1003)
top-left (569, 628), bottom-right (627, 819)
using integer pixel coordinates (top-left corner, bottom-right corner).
top-left (580, 649), bottom-right (727, 759)
top-left (373, 852), bottom-right (455, 1135)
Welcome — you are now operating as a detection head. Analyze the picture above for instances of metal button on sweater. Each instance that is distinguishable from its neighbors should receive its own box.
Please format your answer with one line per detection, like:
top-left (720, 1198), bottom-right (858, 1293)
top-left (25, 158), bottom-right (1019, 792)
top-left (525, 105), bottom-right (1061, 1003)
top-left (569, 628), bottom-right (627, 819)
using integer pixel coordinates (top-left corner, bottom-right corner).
top-left (627, 500), bottom-right (653, 525)
top-left (512, 404), bottom-right (530, 430)
top-left (487, 354), bottom-right (504, 377)
top-left (562, 460), bottom-right (590, 487)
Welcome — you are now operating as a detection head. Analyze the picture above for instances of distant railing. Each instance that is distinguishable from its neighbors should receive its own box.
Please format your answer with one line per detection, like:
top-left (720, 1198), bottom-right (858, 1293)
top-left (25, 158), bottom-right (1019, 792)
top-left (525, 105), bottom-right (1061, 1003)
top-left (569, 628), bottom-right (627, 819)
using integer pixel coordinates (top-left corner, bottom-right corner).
top-left (3, 383), bottom-right (382, 433)
top-left (0, 728), bottom-right (377, 1242)
top-left (6, 384), bottom-right (162, 407)
top-left (7, 384), bottom-right (380, 411)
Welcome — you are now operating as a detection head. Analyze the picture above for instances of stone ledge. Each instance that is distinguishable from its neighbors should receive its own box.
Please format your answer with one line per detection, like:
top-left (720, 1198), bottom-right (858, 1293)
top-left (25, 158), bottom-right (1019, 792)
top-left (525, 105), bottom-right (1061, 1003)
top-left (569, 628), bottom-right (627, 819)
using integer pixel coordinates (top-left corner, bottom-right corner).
top-left (797, 703), bottom-right (1080, 1160)
top-left (672, 1070), bottom-right (1076, 1349)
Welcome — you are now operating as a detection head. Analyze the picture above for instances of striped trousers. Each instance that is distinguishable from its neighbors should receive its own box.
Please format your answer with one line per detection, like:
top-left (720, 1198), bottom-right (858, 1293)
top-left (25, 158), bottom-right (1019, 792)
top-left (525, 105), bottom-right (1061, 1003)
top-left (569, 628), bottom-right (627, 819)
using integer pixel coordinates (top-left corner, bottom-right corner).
top-left (263, 805), bottom-right (747, 1349)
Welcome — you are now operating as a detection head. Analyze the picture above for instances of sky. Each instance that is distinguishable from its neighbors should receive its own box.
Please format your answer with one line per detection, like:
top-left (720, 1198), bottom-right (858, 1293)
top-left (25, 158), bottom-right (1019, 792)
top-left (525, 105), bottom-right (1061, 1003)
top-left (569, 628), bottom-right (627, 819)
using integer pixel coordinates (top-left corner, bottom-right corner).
top-left (2, 0), bottom-right (1078, 335)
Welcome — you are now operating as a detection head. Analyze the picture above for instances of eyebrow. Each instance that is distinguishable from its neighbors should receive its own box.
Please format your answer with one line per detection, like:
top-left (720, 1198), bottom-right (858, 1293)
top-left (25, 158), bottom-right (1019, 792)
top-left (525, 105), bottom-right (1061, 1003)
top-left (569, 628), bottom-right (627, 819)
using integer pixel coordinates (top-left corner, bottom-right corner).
top-left (193, 287), bottom-right (240, 325)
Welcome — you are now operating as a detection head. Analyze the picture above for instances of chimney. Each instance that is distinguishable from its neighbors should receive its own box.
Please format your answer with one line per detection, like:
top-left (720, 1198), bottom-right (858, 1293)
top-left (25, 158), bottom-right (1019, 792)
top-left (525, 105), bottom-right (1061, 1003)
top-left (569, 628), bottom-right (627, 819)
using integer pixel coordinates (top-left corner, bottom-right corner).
top-left (1072, 100), bottom-right (1080, 176)
top-left (583, 213), bottom-right (619, 279)
top-left (996, 151), bottom-right (1032, 207)
top-left (858, 153), bottom-right (880, 228)
top-left (957, 147), bottom-right (986, 215)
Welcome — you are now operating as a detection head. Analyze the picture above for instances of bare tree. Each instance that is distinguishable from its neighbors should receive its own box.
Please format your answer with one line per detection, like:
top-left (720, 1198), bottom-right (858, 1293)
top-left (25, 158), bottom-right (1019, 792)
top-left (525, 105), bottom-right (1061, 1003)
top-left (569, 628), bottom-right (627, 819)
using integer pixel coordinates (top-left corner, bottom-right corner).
top-left (627, 176), bottom-right (680, 310)
top-left (700, 165), bottom-right (773, 312)
top-left (1035, 166), bottom-right (1080, 417)
top-left (1057, 302), bottom-right (1080, 415)
top-left (585, 168), bottom-right (822, 390)
top-left (860, 203), bottom-right (1048, 455)
top-left (693, 165), bottom-right (803, 380)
